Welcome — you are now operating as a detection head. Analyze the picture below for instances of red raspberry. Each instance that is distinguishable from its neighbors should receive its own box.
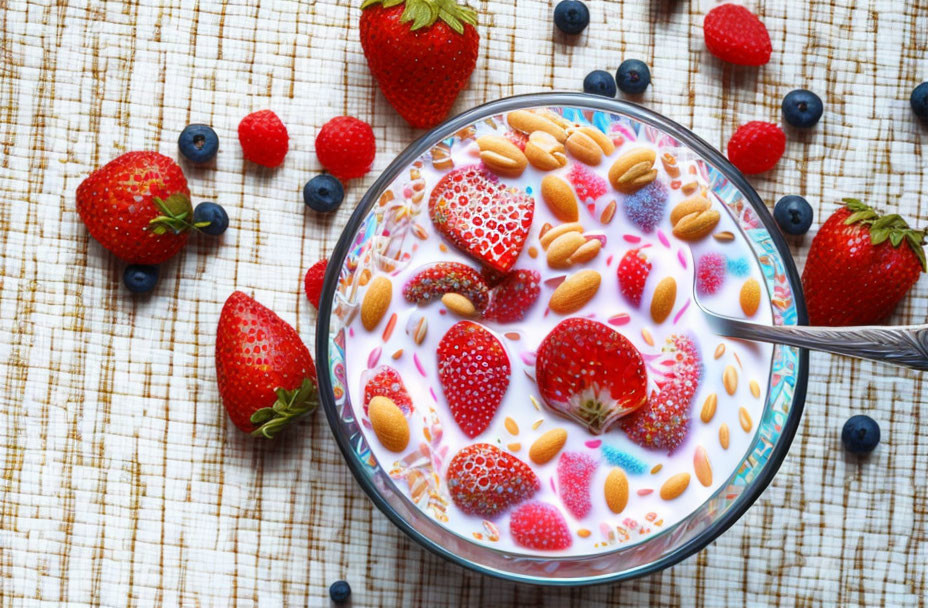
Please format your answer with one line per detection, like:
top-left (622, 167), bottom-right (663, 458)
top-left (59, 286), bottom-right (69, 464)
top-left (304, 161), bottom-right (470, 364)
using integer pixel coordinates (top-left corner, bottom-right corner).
top-left (703, 4), bottom-right (772, 66)
top-left (556, 452), bottom-right (597, 519)
top-left (238, 110), bottom-right (289, 168)
top-left (303, 259), bottom-right (328, 309)
top-left (509, 502), bottom-right (572, 551)
top-left (315, 116), bottom-right (376, 181)
top-left (617, 248), bottom-right (652, 307)
top-left (727, 121), bottom-right (785, 175)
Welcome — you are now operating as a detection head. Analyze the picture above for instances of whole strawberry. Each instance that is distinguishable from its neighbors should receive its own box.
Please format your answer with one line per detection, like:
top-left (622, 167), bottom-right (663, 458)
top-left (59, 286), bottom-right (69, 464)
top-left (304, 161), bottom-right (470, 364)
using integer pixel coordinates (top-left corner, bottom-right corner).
top-left (238, 110), bottom-right (289, 168)
top-left (215, 291), bottom-right (317, 437)
top-left (703, 3), bottom-right (772, 66)
top-left (802, 199), bottom-right (926, 326)
top-left (360, 0), bottom-right (479, 129)
top-left (76, 151), bottom-right (193, 264)
top-left (446, 443), bottom-right (539, 518)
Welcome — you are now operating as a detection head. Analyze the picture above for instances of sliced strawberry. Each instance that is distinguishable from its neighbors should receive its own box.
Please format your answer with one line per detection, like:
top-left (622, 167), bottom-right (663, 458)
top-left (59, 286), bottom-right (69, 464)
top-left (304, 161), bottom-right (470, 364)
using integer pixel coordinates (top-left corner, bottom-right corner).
top-left (437, 321), bottom-right (511, 438)
top-left (622, 335), bottom-right (702, 453)
top-left (510, 502), bottom-right (572, 551)
top-left (617, 248), bottom-right (652, 306)
top-left (535, 318), bottom-right (648, 434)
top-left (483, 269), bottom-right (541, 323)
top-left (362, 365), bottom-right (413, 416)
top-left (402, 262), bottom-right (490, 310)
top-left (429, 165), bottom-right (535, 273)
top-left (556, 451), bottom-right (597, 519)
top-left (446, 443), bottom-right (539, 518)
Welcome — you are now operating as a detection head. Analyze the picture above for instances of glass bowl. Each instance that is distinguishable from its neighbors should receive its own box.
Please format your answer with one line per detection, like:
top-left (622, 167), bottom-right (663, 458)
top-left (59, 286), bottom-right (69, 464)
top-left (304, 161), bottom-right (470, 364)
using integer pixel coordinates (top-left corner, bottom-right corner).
top-left (315, 93), bottom-right (809, 585)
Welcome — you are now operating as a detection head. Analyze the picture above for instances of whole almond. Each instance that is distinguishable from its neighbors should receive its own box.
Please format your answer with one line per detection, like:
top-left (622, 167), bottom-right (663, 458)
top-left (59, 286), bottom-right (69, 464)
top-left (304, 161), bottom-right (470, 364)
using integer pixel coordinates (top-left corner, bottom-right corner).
top-left (723, 365), bottom-right (738, 395)
top-left (525, 131), bottom-right (568, 171)
top-left (719, 423), bottom-right (730, 449)
top-left (529, 427), bottom-right (568, 464)
top-left (608, 148), bottom-right (657, 193)
top-left (546, 231), bottom-right (586, 268)
top-left (565, 130), bottom-right (603, 166)
top-left (506, 110), bottom-right (567, 142)
top-left (549, 269), bottom-right (601, 314)
top-left (700, 393), bottom-right (718, 423)
top-left (537, 109), bottom-right (573, 129)
top-left (693, 446), bottom-right (712, 487)
top-left (361, 276), bottom-right (392, 331)
top-left (567, 238), bottom-right (602, 264)
top-left (604, 468), bottom-right (629, 514)
top-left (476, 135), bottom-right (528, 178)
top-left (541, 175), bottom-right (580, 222)
top-left (713, 231), bottom-right (735, 242)
top-left (570, 126), bottom-right (615, 155)
top-left (441, 292), bottom-right (476, 317)
top-left (660, 473), bottom-right (691, 500)
top-left (672, 209), bottom-right (721, 241)
top-left (739, 406), bottom-right (753, 432)
top-left (369, 396), bottom-right (409, 453)
top-left (740, 278), bottom-right (761, 316)
top-left (650, 277), bottom-right (677, 323)
top-left (681, 181), bottom-right (699, 196)
top-left (539, 222), bottom-right (583, 250)
top-left (670, 196), bottom-right (711, 225)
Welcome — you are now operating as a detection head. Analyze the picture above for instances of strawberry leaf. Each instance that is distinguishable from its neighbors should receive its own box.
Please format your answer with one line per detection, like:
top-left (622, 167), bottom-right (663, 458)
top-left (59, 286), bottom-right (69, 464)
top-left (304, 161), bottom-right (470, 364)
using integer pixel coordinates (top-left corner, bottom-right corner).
top-left (361, 0), bottom-right (477, 33)
top-left (890, 231), bottom-right (904, 247)
top-left (870, 227), bottom-right (890, 245)
top-left (251, 377), bottom-right (318, 439)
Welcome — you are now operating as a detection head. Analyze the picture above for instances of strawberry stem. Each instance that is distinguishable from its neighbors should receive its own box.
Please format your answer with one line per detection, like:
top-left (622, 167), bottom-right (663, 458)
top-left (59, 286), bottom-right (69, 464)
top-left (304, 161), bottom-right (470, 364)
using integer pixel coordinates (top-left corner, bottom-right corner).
top-left (360, 0), bottom-right (477, 34)
top-left (841, 198), bottom-right (927, 272)
top-left (250, 377), bottom-right (319, 439)
top-left (149, 193), bottom-right (194, 235)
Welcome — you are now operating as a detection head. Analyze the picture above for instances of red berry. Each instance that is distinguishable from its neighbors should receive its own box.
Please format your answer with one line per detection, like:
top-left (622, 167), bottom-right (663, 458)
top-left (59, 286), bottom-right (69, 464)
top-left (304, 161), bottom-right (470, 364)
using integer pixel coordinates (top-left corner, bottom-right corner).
top-left (703, 4), bottom-right (772, 66)
top-left (315, 116), bottom-right (376, 181)
top-left (727, 121), bottom-right (786, 175)
top-left (238, 110), bottom-right (289, 168)
top-left (696, 252), bottom-right (726, 295)
top-left (483, 269), bottom-right (541, 323)
top-left (402, 262), bottom-right (490, 310)
top-left (566, 163), bottom-right (609, 203)
top-left (362, 365), bottom-right (414, 416)
top-left (509, 502), bottom-right (572, 551)
top-left (436, 321), bottom-right (511, 438)
top-left (303, 259), bottom-right (328, 309)
top-left (446, 443), bottom-right (539, 518)
top-left (556, 452), bottom-right (597, 519)
top-left (617, 248), bottom-right (652, 306)
top-left (535, 318), bottom-right (649, 434)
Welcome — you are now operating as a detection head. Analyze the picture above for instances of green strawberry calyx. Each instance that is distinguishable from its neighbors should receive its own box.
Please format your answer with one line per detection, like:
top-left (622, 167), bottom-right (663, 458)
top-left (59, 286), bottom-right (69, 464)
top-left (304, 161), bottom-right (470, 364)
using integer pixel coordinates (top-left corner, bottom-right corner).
top-left (149, 193), bottom-right (201, 235)
top-left (360, 0), bottom-right (477, 34)
top-left (249, 377), bottom-right (319, 439)
top-left (842, 198), bottom-right (927, 272)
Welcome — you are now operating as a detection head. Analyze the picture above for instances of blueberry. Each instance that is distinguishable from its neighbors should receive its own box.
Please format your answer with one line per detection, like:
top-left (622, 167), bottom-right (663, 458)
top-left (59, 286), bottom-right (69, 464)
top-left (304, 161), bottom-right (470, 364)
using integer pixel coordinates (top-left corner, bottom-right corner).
top-left (910, 82), bottom-right (928, 121)
top-left (583, 70), bottom-right (616, 98)
top-left (329, 580), bottom-right (351, 604)
top-left (773, 195), bottom-right (814, 235)
top-left (616, 59), bottom-right (651, 95)
top-left (303, 174), bottom-right (345, 213)
top-left (178, 124), bottom-right (219, 164)
top-left (781, 89), bottom-right (824, 128)
top-left (841, 415), bottom-right (880, 454)
top-left (123, 265), bottom-right (159, 294)
top-left (553, 0), bottom-right (589, 35)
top-left (193, 202), bottom-right (229, 236)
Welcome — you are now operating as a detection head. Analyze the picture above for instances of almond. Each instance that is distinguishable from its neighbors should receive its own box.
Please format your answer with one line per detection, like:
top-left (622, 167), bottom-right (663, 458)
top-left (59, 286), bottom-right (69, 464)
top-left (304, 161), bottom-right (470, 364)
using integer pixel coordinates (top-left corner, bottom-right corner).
top-left (441, 292), bottom-right (476, 317)
top-left (529, 427), bottom-right (567, 464)
top-left (693, 446), bottom-right (712, 487)
top-left (546, 231), bottom-right (586, 268)
top-left (608, 148), bottom-right (658, 193)
top-left (661, 152), bottom-right (681, 178)
top-left (719, 423), bottom-right (730, 449)
top-left (541, 175), bottom-right (580, 222)
top-left (600, 200), bottom-right (617, 224)
top-left (476, 135), bottom-right (528, 178)
top-left (504, 416), bottom-right (519, 435)
top-left (524, 131), bottom-right (568, 171)
top-left (723, 365), bottom-right (738, 395)
top-left (566, 239), bottom-right (602, 264)
top-left (740, 278), bottom-right (761, 316)
top-left (361, 276), bottom-right (392, 331)
top-left (506, 110), bottom-right (567, 142)
top-left (549, 270), bottom-right (601, 314)
top-left (750, 379), bottom-right (761, 399)
top-left (650, 276), bottom-right (677, 323)
top-left (570, 125), bottom-right (615, 155)
top-left (368, 396), bottom-right (409, 453)
top-left (539, 222), bottom-right (583, 250)
top-left (659, 473), bottom-right (690, 500)
top-left (700, 393), bottom-right (718, 423)
top-left (565, 130), bottom-right (603, 166)
top-left (604, 468), bottom-right (629, 514)
top-left (681, 181), bottom-right (699, 196)
top-left (739, 407), bottom-right (753, 432)
top-left (713, 231), bottom-right (735, 242)
top-left (669, 196), bottom-right (711, 225)
top-left (672, 209), bottom-right (720, 241)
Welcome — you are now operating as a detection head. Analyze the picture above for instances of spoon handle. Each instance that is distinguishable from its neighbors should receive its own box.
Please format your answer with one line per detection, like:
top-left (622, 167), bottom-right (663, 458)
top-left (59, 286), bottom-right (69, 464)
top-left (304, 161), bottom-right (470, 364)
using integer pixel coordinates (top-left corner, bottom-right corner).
top-left (706, 317), bottom-right (928, 371)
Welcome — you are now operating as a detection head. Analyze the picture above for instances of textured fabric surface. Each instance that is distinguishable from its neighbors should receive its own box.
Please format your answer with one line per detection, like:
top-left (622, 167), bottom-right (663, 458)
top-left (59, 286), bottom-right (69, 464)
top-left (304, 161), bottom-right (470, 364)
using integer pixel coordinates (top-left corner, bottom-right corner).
top-left (1, 0), bottom-right (926, 606)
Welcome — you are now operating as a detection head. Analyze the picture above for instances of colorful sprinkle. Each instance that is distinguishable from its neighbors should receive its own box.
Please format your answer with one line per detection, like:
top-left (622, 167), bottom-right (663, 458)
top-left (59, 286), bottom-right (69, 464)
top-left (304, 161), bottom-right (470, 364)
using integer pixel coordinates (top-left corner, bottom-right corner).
top-left (567, 162), bottom-right (609, 202)
top-left (584, 439), bottom-right (602, 449)
top-left (727, 256), bottom-right (750, 277)
top-left (608, 313), bottom-right (631, 326)
top-left (623, 181), bottom-right (668, 233)
top-left (696, 253), bottom-right (726, 295)
top-left (601, 445), bottom-right (648, 474)
top-left (657, 230), bottom-right (670, 249)
top-left (413, 353), bottom-right (427, 377)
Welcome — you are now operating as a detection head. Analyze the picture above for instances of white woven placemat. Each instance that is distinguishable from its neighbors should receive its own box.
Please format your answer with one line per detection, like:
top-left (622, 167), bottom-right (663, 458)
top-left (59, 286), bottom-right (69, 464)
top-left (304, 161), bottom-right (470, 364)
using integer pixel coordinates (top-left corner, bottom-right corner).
top-left (1, 0), bottom-right (926, 605)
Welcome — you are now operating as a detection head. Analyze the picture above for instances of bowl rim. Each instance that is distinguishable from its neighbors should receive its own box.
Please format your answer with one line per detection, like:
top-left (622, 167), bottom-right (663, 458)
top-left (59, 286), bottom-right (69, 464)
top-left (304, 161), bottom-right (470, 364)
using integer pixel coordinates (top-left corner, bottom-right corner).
top-left (315, 92), bottom-right (810, 586)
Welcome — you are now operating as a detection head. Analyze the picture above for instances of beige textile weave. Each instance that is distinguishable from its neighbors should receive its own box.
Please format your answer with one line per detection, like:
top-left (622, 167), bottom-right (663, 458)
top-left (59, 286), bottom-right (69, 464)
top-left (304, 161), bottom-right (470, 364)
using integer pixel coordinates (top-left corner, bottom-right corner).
top-left (0, 0), bottom-right (926, 605)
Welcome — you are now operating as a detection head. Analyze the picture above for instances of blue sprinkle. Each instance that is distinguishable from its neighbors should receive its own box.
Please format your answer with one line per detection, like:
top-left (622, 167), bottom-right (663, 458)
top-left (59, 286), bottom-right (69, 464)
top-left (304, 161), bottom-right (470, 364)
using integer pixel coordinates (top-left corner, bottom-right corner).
top-left (526, 186), bottom-right (533, 195)
top-left (601, 445), bottom-right (648, 474)
top-left (727, 256), bottom-right (750, 277)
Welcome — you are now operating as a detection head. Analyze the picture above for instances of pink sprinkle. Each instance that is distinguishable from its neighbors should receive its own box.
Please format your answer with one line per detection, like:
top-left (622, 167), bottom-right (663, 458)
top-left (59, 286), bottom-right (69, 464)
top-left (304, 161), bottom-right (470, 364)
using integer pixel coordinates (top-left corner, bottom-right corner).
top-left (673, 299), bottom-right (690, 324)
top-left (429, 387), bottom-right (438, 402)
top-left (587, 203), bottom-right (596, 215)
top-left (585, 439), bottom-right (602, 448)
top-left (608, 313), bottom-right (631, 326)
top-left (606, 254), bottom-right (614, 266)
top-left (549, 477), bottom-right (557, 494)
top-left (349, 327), bottom-right (355, 338)
top-left (585, 233), bottom-right (607, 246)
top-left (657, 230), bottom-right (670, 248)
top-left (637, 489), bottom-right (653, 496)
top-left (520, 351), bottom-right (537, 367)
top-left (413, 353), bottom-right (427, 377)
top-left (439, 309), bottom-right (447, 315)
top-left (543, 308), bottom-right (550, 318)
top-left (382, 229), bottom-right (391, 237)
top-left (677, 249), bottom-right (688, 269)
top-left (403, 186), bottom-right (413, 198)
top-left (544, 275), bottom-right (567, 288)
top-left (367, 347), bottom-right (381, 369)
top-left (623, 234), bottom-right (641, 244)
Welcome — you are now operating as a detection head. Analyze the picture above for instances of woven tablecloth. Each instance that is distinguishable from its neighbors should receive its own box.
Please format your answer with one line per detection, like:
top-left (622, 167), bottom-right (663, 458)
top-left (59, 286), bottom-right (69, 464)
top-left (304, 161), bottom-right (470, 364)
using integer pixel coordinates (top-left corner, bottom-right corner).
top-left (1, 0), bottom-right (926, 605)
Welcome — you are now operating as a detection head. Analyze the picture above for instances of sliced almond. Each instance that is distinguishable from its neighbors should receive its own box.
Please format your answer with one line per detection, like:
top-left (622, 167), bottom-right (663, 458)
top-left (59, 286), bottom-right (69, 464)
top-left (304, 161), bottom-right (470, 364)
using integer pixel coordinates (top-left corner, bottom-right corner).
top-left (441, 292), bottom-right (476, 317)
top-left (546, 231), bottom-right (587, 268)
top-left (541, 175), bottom-right (580, 222)
top-left (661, 152), bottom-right (681, 178)
top-left (719, 423), bottom-right (730, 449)
top-left (750, 379), bottom-right (761, 399)
top-left (600, 200), bottom-right (617, 224)
top-left (361, 276), bottom-right (392, 331)
top-left (567, 239), bottom-right (602, 264)
top-left (672, 209), bottom-right (721, 241)
top-left (524, 131), bottom-right (568, 171)
top-left (650, 277), bottom-right (677, 323)
top-left (549, 270), bottom-right (601, 314)
top-left (714, 343), bottom-right (725, 359)
top-left (659, 473), bottom-right (690, 500)
top-left (604, 468), bottom-right (629, 514)
top-left (608, 148), bottom-right (657, 193)
top-left (713, 231), bottom-right (735, 242)
top-left (740, 278), bottom-right (761, 317)
top-left (565, 130), bottom-right (603, 166)
top-left (529, 427), bottom-right (567, 464)
top-left (369, 396), bottom-right (409, 453)
top-left (693, 446), bottom-right (712, 487)
top-left (681, 181), bottom-right (699, 196)
top-left (723, 365), bottom-right (738, 395)
top-left (506, 110), bottom-right (567, 142)
top-left (700, 393), bottom-right (718, 423)
top-left (476, 135), bottom-right (528, 178)
top-left (670, 196), bottom-right (712, 225)
top-left (504, 416), bottom-right (519, 435)
top-left (539, 222), bottom-right (583, 250)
